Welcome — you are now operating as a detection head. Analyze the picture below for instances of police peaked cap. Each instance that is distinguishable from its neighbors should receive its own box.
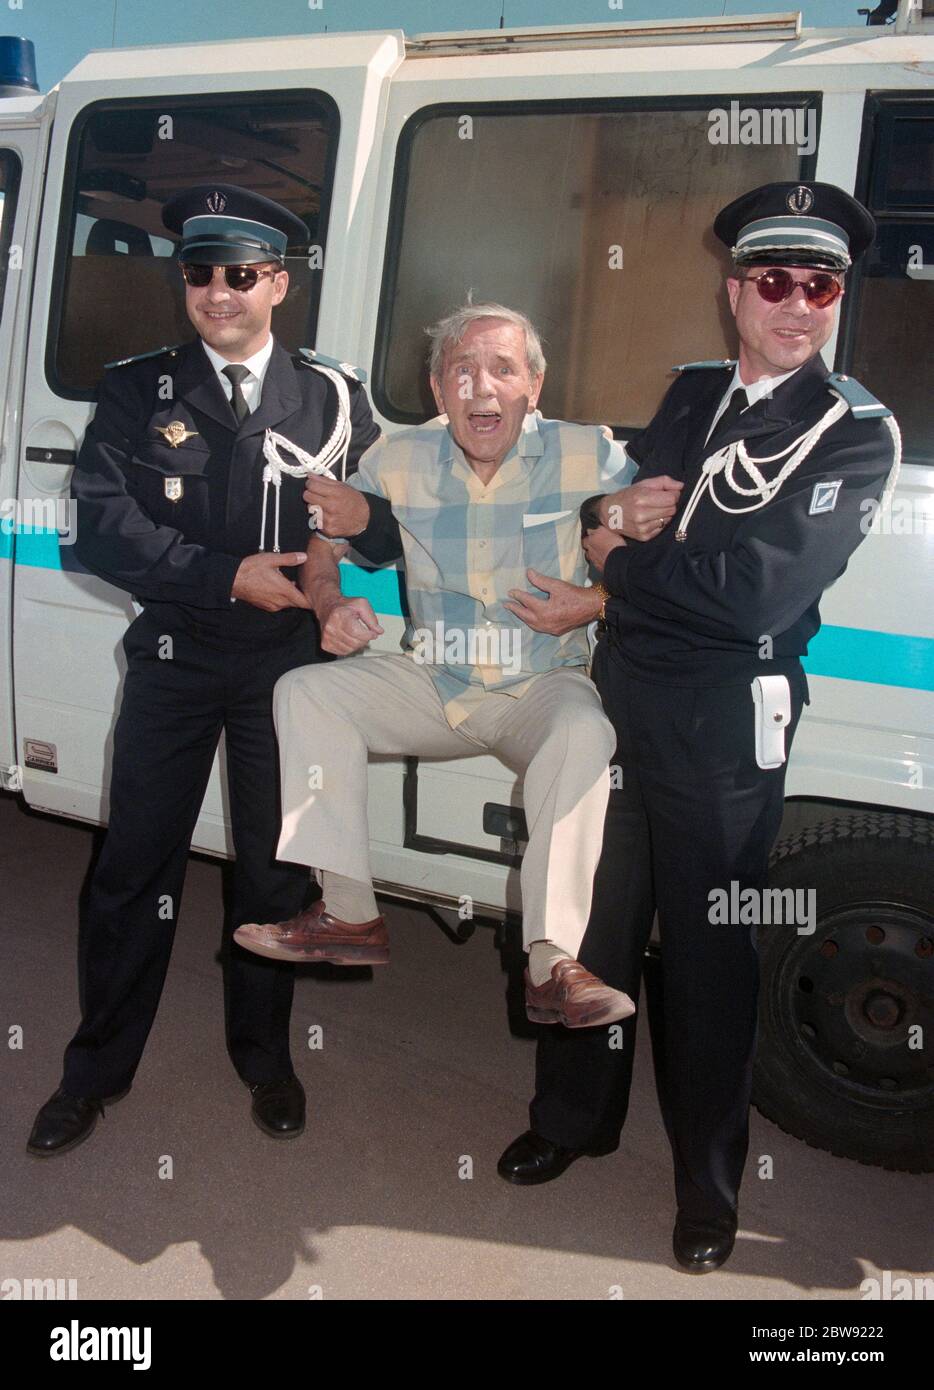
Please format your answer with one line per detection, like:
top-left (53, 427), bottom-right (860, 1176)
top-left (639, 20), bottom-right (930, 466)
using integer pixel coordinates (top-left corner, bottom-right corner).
top-left (162, 183), bottom-right (309, 265)
top-left (714, 181), bottom-right (876, 272)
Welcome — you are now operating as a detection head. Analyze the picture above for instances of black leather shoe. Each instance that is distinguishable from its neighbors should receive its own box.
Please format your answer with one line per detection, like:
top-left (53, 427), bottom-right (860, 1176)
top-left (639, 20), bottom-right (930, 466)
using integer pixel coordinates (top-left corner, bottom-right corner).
top-left (497, 1129), bottom-right (616, 1186)
top-left (250, 1076), bottom-right (305, 1139)
top-left (672, 1212), bottom-right (738, 1273)
top-left (27, 1086), bottom-right (105, 1158)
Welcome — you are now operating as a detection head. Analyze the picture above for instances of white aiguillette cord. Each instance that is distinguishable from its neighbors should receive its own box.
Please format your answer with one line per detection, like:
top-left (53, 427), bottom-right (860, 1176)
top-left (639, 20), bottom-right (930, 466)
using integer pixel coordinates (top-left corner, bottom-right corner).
top-left (675, 394), bottom-right (902, 542)
top-left (258, 364), bottom-right (352, 552)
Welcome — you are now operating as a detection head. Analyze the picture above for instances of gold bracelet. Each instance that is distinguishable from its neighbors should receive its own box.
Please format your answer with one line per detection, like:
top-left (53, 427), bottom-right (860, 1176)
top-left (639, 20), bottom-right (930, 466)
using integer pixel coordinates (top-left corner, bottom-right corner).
top-left (592, 582), bottom-right (610, 623)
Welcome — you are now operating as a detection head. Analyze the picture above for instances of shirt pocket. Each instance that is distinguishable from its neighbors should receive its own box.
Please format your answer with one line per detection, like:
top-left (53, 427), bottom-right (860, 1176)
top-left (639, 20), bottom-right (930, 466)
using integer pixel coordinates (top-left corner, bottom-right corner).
top-left (521, 507), bottom-right (582, 582)
top-left (125, 439), bottom-right (212, 529)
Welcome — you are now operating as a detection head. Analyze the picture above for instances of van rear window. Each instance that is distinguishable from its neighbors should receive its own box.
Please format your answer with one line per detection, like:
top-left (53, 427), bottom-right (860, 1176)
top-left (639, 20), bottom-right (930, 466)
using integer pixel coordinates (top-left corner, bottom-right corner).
top-left (49, 93), bottom-right (338, 398)
top-left (0, 150), bottom-right (22, 322)
top-left (374, 99), bottom-right (815, 433)
top-left (848, 97), bottom-right (934, 465)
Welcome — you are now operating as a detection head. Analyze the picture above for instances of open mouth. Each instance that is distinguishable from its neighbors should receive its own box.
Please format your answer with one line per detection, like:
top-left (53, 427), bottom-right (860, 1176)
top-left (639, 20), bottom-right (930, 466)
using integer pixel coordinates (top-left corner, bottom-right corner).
top-left (468, 410), bottom-right (502, 435)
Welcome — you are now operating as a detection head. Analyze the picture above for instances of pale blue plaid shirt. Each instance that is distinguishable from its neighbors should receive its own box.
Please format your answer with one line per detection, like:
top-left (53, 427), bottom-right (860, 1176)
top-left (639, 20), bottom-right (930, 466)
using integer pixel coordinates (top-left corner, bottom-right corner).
top-left (339, 412), bottom-right (635, 726)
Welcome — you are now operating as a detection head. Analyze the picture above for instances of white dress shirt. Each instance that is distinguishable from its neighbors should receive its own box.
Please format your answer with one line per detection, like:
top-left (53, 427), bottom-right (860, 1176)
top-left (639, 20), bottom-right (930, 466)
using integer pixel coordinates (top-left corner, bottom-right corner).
top-left (705, 363), bottom-right (802, 445)
top-left (202, 335), bottom-right (275, 415)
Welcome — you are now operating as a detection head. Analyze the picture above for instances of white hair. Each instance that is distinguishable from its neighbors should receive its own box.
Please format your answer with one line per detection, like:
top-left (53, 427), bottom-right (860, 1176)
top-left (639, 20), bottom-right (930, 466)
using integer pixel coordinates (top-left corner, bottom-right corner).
top-left (426, 299), bottom-right (546, 379)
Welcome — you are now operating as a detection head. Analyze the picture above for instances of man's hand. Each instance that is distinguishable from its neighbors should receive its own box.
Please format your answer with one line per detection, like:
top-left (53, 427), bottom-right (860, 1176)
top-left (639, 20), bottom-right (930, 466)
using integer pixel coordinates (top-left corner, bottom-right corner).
top-left (597, 475), bottom-right (683, 541)
top-left (303, 475), bottom-right (371, 538)
top-left (318, 595), bottom-right (384, 655)
top-left (504, 569), bottom-right (603, 634)
top-left (582, 526), bottom-right (626, 574)
top-left (231, 552), bottom-right (313, 612)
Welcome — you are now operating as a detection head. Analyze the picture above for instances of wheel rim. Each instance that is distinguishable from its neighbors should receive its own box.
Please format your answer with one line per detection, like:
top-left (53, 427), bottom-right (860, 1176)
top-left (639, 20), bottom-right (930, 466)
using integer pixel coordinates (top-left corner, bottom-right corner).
top-left (773, 903), bottom-right (934, 1105)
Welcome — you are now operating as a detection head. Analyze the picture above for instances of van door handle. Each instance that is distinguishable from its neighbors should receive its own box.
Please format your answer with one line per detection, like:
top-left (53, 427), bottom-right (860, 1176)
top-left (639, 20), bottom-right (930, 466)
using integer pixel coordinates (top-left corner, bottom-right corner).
top-left (483, 803), bottom-right (529, 841)
top-left (25, 447), bottom-right (76, 465)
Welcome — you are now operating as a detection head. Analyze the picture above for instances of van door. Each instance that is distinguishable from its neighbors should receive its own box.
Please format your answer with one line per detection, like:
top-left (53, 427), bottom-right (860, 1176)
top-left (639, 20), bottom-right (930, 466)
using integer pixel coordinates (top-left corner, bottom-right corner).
top-left (0, 108), bottom-right (44, 790)
top-left (11, 33), bottom-right (403, 842)
top-left (790, 92), bottom-right (934, 809)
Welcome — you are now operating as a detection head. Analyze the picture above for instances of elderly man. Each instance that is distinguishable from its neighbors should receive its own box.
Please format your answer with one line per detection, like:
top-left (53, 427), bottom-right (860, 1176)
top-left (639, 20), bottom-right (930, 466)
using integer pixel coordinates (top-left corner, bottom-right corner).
top-left (499, 183), bottom-right (901, 1273)
top-left (235, 302), bottom-right (682, 1026)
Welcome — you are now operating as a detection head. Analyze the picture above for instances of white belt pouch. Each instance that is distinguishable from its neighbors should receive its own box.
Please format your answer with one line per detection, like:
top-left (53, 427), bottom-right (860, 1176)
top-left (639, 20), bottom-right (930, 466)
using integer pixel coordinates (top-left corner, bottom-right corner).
top-left (750, 674), bottom-right (791, 770)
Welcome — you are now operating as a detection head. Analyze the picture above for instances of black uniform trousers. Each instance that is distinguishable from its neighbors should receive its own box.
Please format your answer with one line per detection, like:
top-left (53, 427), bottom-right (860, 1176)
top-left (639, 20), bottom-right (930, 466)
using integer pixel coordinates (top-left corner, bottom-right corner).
top-left (62, 609), bottom-right (319, 1099)
top-left (531, 631), bottom-right (807, 1221)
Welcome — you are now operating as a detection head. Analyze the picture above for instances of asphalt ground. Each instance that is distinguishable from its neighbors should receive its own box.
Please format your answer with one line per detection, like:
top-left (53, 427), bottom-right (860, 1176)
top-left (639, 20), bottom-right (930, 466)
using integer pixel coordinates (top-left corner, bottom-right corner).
top-left (1, 792), bottom-right (930, 1304)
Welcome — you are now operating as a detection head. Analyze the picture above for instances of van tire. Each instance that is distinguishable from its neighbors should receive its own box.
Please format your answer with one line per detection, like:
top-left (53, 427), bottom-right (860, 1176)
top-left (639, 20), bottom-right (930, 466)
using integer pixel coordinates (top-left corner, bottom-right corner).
top-left (753, 812), bottom-right (934, 1173)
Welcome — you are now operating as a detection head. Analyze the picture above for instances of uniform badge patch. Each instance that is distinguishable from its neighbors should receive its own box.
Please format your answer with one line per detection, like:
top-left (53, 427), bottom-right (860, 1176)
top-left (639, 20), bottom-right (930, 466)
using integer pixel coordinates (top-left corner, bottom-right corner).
top-left (809, 480), bottom-right (842, 515)
top-left (164, 477), bottom-right (184, 502)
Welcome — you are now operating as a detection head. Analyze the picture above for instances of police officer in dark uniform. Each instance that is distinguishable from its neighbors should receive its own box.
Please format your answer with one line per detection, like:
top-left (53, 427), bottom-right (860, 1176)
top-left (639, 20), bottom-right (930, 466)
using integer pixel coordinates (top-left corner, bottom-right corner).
top-left (497, 183), bottom-right (901, 1271)
top-left (27, 184), bottom-right (400, 1156)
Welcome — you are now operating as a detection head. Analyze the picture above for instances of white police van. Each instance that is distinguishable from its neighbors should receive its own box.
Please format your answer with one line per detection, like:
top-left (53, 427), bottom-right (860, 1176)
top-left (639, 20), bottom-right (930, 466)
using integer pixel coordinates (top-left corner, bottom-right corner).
top-left (0, 11), bottom-right (931, 1172)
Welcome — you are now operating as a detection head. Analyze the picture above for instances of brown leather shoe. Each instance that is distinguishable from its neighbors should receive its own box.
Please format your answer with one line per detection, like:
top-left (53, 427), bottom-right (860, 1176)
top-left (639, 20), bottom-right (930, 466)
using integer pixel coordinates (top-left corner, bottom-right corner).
top-left (234, 900), bottom-right (389, 966)
top-left (524, 960), bottom-right (636, 1028)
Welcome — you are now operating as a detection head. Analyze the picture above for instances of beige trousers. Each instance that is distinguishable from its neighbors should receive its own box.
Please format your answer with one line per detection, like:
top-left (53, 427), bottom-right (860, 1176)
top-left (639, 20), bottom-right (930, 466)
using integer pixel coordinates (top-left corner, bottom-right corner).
top-left (274, 653), bottom-right (615, 955)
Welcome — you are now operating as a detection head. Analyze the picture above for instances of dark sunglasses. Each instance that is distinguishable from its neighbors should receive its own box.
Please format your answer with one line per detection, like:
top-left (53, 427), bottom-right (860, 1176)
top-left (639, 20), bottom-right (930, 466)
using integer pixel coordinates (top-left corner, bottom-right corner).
top-left (180, 263), bottom-right (280, 292)
top-left (740, 268), bottom-right (844, 309)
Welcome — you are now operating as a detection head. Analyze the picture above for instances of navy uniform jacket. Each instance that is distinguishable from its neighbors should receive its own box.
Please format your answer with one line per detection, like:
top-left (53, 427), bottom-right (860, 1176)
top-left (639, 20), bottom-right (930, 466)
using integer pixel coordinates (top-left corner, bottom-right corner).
top-left (590, 355), bottom-right (897, 686)
top-left (71, 337), bottom-right (402, 643)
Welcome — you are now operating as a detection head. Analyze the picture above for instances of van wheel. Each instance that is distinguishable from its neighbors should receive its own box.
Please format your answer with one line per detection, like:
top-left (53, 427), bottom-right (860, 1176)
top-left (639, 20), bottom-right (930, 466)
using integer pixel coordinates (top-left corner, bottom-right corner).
top-left (753, 812), bottom-right (934, 1173)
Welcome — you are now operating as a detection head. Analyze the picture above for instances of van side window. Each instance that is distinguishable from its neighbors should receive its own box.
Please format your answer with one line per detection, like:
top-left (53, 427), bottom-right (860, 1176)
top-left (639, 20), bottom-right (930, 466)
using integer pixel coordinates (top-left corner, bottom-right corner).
top-left (374, 100), bottom-right (814, 431)
top-left (847, 99), bottom-right (934, 465)
top-left (50, 94), bottom-right (339, 397)
top-left (0, 151), bottom-right (23, 319)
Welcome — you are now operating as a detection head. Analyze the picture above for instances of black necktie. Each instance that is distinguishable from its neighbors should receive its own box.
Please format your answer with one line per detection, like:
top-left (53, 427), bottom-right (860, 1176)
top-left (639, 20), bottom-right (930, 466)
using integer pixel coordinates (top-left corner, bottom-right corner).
top-left (222, 364), bottom-right (251, 427)
top-left (708, 386), bottom-right (748, 449)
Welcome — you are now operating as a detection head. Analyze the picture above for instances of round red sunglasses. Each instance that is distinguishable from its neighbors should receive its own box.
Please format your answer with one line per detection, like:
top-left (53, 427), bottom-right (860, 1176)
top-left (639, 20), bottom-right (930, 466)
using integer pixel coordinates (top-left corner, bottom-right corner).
top-left (739, 267), bottom-right (844, 309)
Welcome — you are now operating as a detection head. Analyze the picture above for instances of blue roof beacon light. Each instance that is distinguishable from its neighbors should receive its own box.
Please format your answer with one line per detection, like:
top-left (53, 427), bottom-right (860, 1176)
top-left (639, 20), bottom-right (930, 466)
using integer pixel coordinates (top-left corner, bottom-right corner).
top-left (0, 37), bottom-right (38, 97)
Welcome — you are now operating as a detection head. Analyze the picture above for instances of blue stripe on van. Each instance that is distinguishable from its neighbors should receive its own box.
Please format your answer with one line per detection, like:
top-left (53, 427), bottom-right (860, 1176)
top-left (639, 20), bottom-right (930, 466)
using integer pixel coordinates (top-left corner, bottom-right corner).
top-left (4, 530), bottom-right (933, 692)
top-left (802, 625), bottom-right (934, 692)
top-left (4, 527), bottom-right (66, 568)
top-left (338, 560), bottom-right (406, 615)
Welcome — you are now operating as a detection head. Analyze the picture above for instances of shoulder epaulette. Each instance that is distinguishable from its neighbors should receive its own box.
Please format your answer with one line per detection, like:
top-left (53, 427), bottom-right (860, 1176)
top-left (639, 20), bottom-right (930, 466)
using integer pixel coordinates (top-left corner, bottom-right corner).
top-left (671, 358), bottom-right (737, 372)
top-left (826, 372), bottom-right (891, 419)
top-left (104, 344), bottom-right (182, 370)
top-left (298, 347), bottom-right (366, 384)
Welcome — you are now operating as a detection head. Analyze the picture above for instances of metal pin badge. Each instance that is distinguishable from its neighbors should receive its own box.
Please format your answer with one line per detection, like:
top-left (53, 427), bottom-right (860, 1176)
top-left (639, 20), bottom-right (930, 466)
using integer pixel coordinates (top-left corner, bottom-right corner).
top-left (155, 422), bottom-right (199, 448)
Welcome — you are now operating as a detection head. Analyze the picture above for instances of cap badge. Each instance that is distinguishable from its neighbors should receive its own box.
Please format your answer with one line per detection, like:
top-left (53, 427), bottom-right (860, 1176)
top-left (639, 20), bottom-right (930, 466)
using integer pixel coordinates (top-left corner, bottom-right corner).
top-left (156, 421), bottom-right (200, 448)
top-left (787, 186), bottom-right (814, 216)
top-left (164, 477), bottom-right (184, 503)
top-left (205, 190), bottom-right (227, 214)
